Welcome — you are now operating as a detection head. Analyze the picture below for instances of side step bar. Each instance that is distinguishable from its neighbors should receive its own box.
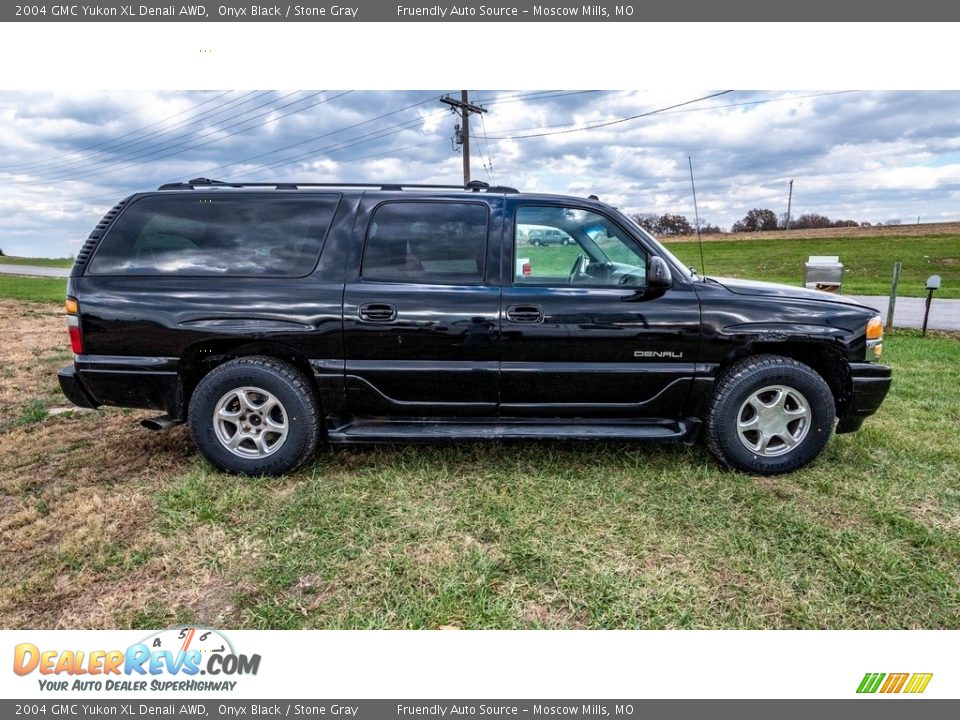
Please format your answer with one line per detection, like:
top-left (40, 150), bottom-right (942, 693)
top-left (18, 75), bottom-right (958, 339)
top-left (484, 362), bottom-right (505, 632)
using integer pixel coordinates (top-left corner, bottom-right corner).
top-left (327, 418), bottom-right (701, 445)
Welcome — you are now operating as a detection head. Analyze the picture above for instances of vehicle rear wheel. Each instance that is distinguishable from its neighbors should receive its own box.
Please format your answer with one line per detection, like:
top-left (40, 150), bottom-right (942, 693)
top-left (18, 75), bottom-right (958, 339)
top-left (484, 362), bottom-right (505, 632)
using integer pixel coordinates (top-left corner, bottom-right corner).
top-left (704, 354), bottom-right (835, 475)
top-left (188, 356), bottom-right (320, 476)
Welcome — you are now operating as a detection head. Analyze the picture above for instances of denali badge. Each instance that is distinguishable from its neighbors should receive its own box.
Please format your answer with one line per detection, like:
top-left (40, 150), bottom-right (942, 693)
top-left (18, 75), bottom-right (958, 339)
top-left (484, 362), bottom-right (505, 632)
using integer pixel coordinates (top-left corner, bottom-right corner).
top-left (634, 350), bottom-right (684, 358)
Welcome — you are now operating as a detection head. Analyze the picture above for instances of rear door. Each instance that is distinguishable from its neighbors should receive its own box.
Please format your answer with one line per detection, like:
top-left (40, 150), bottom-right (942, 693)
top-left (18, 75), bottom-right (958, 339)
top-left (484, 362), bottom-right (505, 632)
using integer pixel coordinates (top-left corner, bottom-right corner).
top-left (342, 195), bottom-right (503, 417)
top-left (500, 199), bottom-right (701, 418)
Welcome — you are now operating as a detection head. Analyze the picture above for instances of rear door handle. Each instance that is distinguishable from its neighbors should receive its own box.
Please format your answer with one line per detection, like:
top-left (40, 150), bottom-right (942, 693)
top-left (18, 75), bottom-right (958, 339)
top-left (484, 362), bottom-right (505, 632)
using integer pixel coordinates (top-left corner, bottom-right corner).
top-left (506, 304), bottom-right (544, 323)
top-left (358, 302), bottom-right (397, 322)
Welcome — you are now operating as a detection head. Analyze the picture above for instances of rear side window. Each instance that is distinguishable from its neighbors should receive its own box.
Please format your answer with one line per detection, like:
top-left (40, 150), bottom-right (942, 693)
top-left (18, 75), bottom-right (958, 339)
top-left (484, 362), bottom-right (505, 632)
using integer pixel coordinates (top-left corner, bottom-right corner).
top-left (361, 201), bottom-right (489, 285)
top-left (87, 194), bottom-right (340, 276)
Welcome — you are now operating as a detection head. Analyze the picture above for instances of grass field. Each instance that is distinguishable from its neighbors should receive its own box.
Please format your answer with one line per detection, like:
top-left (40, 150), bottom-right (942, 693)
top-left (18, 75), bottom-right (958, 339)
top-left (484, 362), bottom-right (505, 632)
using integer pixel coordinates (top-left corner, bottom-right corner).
top-left (0, 255), bottom-right (73, 268)
top-left (0, 276), bottom-right (67, 303)
top-left (664, 234), bottom-right (959, 298)
top-left (1, 299), bottom-right (958, 629)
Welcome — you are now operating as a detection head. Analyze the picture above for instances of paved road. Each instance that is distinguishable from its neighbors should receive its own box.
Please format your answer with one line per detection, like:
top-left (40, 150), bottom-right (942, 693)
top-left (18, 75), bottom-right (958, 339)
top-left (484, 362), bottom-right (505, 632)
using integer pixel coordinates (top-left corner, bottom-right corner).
top-left (0, 264), bottom-right (955, 331)
top-left (846, 295), bottom-right (960, 331)
top-left (0, 264), bottom-right (69, 278)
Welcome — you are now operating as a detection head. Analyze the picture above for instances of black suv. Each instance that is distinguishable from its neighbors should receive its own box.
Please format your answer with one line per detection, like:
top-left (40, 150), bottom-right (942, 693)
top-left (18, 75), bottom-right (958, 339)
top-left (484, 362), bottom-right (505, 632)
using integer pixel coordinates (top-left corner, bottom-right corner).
top-left (58, 179), bottom-right (892, 476)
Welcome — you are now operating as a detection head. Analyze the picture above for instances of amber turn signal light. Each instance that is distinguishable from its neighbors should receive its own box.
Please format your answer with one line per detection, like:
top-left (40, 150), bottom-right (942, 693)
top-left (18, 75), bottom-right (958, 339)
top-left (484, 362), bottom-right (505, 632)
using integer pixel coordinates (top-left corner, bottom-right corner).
top-left (65, 298), bottom-right (79, 314)
top-left (866, 315), bottom-right (883, 340)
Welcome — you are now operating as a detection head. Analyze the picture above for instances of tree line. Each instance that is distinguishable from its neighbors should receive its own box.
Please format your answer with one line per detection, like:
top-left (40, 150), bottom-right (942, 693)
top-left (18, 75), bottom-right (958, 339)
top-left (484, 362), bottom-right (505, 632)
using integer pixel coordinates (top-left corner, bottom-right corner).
top-left (630, 209), bottom-right (884, 236)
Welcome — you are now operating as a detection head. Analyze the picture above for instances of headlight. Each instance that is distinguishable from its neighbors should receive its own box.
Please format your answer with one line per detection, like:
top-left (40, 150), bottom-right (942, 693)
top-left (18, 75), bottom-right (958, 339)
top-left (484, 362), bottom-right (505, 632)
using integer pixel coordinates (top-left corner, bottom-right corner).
top-left (866, 315), bottom-right (883, 359)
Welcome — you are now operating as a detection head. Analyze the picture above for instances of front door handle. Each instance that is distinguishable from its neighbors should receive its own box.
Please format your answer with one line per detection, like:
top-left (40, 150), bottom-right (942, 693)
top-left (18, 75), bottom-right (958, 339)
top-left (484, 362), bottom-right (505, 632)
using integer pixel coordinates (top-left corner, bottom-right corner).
top-left (359, 302), bottom-right (397, 322)
top-left (506, 304), bottom-right (544, 323)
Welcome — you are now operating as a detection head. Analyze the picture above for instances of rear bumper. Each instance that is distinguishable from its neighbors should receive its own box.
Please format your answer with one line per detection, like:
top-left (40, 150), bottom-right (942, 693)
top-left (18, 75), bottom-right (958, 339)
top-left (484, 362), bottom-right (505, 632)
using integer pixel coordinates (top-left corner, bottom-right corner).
top-left (58, 356), bottom-right (181, 416)
top-left (836, 362), bottom-right (892, 434)
top-left (57, 365), bottom-right (100, 409)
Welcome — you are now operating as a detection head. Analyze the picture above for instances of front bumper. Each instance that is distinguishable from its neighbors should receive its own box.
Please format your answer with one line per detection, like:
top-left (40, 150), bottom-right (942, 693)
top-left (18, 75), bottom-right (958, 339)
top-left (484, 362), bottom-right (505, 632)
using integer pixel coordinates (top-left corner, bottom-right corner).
top-left (836, 362), bottom-right (892, 434)
top-left (57, 365), bottom-right (100, 409)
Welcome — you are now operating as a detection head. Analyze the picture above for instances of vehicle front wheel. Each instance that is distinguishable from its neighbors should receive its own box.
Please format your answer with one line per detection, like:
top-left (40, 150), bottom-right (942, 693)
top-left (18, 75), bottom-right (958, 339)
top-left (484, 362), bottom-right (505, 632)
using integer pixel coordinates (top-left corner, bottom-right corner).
top-left (188, 356), bottom-right (321, 476)
top-left (704, 354), bottom-right (835, 475)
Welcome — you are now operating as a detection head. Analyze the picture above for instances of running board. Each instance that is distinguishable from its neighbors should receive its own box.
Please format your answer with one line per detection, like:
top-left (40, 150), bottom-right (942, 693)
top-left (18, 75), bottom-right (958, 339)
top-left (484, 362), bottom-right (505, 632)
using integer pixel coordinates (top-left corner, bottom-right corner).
top-left (327, 417), bottom-right (700, 444)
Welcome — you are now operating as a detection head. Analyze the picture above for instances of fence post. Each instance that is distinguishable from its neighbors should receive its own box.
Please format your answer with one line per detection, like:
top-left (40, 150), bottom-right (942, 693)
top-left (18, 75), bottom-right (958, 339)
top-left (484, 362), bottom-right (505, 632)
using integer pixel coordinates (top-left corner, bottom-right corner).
top-left (886, 262), bottom-right (902, 330)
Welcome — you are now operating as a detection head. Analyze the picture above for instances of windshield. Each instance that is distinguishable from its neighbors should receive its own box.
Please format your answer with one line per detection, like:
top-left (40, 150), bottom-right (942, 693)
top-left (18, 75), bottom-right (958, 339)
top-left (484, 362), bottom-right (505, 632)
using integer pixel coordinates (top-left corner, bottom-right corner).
top-left (617, 210), bottom-right (695, 281)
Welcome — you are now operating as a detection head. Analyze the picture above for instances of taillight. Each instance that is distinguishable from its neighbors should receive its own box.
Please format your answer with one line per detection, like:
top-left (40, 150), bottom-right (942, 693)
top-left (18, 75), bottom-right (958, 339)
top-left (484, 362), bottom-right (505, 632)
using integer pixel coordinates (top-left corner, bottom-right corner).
top-left (66, 297), bottom-right (84, 354)
top-left (522, 261), bottom-right (531, 276)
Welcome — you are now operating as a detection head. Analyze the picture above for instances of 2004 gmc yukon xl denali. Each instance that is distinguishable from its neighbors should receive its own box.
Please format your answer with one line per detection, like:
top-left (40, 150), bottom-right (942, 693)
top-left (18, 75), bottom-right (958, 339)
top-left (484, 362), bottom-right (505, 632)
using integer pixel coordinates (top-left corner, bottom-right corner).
top-left (57, 178), bottom-right (892, 476)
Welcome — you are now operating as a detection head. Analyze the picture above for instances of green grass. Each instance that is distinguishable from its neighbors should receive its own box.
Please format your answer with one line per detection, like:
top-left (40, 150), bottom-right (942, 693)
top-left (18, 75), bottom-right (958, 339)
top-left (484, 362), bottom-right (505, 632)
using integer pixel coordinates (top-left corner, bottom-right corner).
top-left (138, 330), bottom-right (960, 629)
top-left (664, 234), bottom-right (960, 298)
top-left (15, 399), bottom-right (49, 426)
top-left (0, 255), bottom-right (73, 268)
top-left (0, 276), bottom-right (67, 303)
top-left (517, 243), bottom-right (584, 278)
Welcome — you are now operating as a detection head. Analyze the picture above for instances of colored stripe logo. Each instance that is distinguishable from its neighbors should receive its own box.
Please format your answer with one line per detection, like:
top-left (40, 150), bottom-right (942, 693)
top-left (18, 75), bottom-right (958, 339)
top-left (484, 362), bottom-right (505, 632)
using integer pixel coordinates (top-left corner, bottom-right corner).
top-left (857, 673), bottom-right (933, 694)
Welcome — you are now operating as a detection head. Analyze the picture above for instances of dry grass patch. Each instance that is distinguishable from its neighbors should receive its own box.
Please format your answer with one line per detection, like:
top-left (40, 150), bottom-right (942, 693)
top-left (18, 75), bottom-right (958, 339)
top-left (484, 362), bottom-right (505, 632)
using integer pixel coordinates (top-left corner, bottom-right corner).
top-left (0, 301), bottom-right (258, 628)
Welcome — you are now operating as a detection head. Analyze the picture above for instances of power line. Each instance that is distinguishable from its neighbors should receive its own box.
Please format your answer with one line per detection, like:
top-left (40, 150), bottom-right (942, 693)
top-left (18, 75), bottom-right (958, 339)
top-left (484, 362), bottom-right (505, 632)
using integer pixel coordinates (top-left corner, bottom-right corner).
top-left (470, 90), bottom-right (851, 139)
top-left (28, 91), bottom-right (321, 182)
top-left (16, 90), bottom-right (606, 198)
top-left (199, 93), bottom-right (443, 177)
top-left (228, 91), bottom-right (609, 181)
top-left (1, 90), bottom-right (270, 178)
top-left (32, 92), bottom-right (345, 184)
top-left (0, 89), bottom-right (240, 172)
top-left (473, 91), bottom-right (734, 141)
top-left (655, 90), bottom-right (861, 116)
top-left (473, 92), bottom-right (498, 184)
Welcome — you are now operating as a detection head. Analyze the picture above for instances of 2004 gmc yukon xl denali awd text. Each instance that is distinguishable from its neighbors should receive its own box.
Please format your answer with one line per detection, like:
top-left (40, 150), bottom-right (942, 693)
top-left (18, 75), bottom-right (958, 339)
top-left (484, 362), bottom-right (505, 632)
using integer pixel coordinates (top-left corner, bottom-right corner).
top-left (57, 179), bottom-right (892, 476)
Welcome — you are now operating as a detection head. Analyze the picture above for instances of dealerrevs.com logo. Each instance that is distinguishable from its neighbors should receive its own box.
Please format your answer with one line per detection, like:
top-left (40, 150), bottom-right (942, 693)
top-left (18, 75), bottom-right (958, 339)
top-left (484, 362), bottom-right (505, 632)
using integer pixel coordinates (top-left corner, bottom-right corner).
top-left (13, 627), bottom-right (261, 692)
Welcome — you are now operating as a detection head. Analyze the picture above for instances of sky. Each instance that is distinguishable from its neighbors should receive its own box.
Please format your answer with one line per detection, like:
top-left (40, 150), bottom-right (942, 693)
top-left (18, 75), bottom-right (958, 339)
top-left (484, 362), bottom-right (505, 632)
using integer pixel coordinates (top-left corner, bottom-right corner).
top-left (1, 89), bottom-right (959, 258)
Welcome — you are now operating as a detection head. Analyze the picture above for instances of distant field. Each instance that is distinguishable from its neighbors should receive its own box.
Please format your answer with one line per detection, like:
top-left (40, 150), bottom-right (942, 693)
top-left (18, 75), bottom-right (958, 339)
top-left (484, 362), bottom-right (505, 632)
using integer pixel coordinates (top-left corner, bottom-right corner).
top-left (0, 276), bottom-right (67, 303)
top-left (685, 221), bottom-right (960, 243)
top-left (0, 255), bottom-right (73, 268)
top-left (664, 234), bottom-right (959, 298)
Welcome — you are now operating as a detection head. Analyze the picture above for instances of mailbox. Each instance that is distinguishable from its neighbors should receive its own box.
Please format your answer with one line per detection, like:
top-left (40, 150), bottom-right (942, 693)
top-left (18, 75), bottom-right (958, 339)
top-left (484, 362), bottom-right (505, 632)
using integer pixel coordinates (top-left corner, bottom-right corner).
top-left (804, 255), bottom-right (844, 293)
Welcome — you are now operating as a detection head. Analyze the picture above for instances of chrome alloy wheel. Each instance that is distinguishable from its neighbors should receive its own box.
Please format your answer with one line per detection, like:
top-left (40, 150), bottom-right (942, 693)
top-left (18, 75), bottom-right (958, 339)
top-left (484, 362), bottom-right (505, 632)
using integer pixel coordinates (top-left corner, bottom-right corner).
top-left (736, 384), bottom-right (811, 457)
top-left (213, 386), bottom-right (289, 459)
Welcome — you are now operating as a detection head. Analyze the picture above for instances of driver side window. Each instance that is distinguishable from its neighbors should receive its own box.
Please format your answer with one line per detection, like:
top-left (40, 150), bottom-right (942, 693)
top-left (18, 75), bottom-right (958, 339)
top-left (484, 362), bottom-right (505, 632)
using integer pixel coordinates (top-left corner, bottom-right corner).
top-left (514, 205), bottom-right (647, 287)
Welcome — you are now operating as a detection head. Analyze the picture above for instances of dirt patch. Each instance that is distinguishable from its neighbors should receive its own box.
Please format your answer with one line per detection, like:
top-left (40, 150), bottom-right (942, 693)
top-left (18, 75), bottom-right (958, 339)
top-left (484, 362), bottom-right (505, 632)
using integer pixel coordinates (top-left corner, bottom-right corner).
top-left (910, 498), bottom-right (960, 534)
top-left (519, 601), bottom-right (586, 628)
top-left (0, 300), bottom-right (67, 422)
top-left (0, 300), bottom-right (250, 629)
top-left (288, 574), bottom-right (340, 615)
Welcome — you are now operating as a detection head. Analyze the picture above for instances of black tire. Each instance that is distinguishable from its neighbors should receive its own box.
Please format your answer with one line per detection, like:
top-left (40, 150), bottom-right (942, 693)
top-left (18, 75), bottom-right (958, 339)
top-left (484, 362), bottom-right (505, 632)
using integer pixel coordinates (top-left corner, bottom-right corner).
top-left (704, 354), bottom-right (835, 475)
top-left (188, 356), bottom-right (320, 476)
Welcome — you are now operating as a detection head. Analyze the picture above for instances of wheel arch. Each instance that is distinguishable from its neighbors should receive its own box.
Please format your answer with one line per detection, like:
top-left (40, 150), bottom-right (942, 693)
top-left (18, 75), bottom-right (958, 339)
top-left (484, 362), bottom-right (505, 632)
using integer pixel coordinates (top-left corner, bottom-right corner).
top-left (715, 339), bottom-right (853, 419)
top-left (176, 339), bottom-right (322, 419)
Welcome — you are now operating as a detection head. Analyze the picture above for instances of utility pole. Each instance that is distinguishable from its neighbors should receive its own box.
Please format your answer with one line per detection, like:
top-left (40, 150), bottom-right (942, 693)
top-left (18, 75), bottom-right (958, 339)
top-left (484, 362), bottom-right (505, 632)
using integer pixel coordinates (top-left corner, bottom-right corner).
top-left (441, 91), bottom-right (487, 185)
top-left (785, 179), bottom-right (794, 230)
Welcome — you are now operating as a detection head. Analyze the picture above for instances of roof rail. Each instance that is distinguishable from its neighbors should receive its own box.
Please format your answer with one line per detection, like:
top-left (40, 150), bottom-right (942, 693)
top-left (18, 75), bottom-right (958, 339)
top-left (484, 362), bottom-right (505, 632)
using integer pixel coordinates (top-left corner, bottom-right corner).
top-left (156, 178), bottom-right (519, 193)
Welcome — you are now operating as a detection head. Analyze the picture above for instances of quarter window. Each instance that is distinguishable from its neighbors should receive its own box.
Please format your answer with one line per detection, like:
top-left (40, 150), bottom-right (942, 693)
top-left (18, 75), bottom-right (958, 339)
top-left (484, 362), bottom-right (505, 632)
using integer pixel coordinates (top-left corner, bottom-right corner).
top-left (361, 202), bottom-right (489, 285)
top-left (88, 194), bottom-right (339, 276)
top-left (515, 205), bottom-right (648, 287)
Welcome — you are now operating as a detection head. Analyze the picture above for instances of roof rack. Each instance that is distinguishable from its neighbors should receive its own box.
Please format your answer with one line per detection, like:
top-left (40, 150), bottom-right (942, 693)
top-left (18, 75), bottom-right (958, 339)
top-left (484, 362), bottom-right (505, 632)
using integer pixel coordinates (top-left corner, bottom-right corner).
top-left (157, 177), bottom-right (519, 193)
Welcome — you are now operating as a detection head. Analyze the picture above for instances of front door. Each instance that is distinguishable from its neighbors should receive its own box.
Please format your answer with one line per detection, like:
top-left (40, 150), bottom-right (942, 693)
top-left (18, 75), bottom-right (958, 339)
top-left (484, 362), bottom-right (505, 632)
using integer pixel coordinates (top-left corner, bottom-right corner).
top-left (342, 196), bottom-right (501, 417)
top-left (500, 200), bottom-right (701, 418)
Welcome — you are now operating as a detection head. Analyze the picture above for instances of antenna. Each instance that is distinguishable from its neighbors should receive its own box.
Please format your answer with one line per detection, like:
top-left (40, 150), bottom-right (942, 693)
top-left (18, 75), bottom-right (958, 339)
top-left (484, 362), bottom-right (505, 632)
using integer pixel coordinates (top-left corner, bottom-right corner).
top-left (688, 156), bottom-right (705, 278)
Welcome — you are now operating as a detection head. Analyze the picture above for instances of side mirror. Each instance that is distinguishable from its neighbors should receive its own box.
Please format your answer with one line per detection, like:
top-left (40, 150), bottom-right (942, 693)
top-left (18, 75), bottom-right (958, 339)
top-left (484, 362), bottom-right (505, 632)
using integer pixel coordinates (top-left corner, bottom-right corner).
top-left (647, 256), bottom-right (673, 290)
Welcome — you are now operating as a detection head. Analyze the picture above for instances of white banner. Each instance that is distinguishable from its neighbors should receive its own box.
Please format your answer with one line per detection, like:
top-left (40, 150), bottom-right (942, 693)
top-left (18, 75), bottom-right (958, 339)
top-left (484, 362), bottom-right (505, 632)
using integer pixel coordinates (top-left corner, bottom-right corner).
top-left (2, 630), bottom-right (955, 699)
